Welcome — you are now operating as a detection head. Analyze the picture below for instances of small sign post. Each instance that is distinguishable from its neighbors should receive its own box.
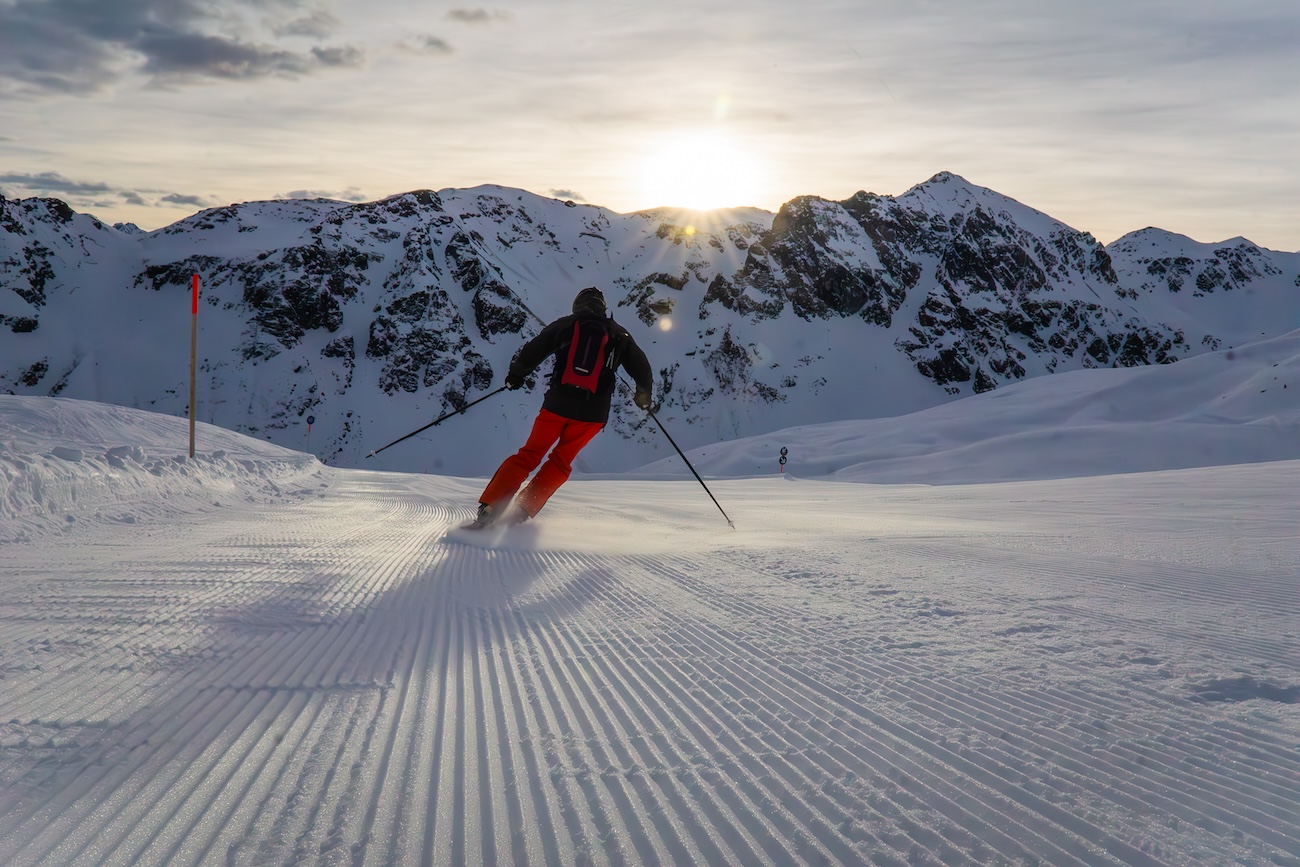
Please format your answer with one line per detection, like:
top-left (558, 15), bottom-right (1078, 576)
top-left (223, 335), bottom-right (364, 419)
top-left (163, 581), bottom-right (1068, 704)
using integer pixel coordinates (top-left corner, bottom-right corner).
top-left (779, 446), bottom-right (788, 474)
top-left (189, 274), bottom-right (199, 458)
top-left (306, 415), bottom-right (315, 453)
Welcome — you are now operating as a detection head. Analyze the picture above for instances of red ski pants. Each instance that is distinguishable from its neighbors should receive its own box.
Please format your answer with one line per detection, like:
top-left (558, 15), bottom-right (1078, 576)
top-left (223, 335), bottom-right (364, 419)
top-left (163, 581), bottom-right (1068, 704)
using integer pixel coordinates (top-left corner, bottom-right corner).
top-left (479, 408), bottom-right (604, 517)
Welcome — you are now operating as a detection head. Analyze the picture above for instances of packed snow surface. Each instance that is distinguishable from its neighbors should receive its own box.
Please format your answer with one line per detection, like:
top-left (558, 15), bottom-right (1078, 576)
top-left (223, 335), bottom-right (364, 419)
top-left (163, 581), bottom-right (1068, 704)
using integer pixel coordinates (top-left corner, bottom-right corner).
top-left (1, 335), bottom-right (1298, 865)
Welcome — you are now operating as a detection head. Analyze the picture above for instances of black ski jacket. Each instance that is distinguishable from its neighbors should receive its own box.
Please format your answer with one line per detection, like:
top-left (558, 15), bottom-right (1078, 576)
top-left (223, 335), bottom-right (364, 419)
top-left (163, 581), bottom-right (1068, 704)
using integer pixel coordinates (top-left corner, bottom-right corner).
top-left (507, 313), bottom-right (653, 424)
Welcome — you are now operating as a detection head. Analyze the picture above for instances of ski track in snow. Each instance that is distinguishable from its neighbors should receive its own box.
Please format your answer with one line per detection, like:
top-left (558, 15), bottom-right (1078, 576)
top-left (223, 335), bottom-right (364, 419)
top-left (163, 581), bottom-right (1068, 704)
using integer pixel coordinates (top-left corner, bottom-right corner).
top-left (2, 469), bottom-right (1299, 866)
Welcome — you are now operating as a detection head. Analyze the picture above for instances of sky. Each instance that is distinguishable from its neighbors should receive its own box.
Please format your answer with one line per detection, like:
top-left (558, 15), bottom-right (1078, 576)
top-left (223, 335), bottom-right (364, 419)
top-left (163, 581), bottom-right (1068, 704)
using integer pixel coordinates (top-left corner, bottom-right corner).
top-left (1, 0), bottom-right (1298, 250)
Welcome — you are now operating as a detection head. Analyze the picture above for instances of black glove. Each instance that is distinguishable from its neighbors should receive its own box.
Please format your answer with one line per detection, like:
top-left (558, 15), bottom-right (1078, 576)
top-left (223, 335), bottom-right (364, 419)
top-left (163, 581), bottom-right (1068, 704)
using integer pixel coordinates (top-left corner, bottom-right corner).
top-left (634, 388), bottom-right (652, 410)
top-left (505, 372), bottom-right (525, 390)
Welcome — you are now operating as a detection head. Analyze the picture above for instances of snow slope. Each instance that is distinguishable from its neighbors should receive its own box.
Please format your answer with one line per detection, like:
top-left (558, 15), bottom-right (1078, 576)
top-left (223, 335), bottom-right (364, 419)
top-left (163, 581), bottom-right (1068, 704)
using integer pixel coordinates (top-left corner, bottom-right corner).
top-left (643, 329), bottom-right (1300, 484)
top-left (1, 349), bottom-right (1298, 865)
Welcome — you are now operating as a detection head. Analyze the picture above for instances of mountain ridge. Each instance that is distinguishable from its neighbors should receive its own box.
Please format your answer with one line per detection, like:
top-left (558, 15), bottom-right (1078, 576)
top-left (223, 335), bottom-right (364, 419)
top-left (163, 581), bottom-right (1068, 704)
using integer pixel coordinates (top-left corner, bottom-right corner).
top-left (2, 174), bottom-right (1296, 475)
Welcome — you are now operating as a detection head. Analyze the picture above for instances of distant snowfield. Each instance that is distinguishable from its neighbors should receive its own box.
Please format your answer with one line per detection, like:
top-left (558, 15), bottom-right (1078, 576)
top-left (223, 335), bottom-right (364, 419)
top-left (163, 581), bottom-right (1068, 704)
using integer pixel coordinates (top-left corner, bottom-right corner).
top-left (1, 340), bottom-right (1298, 865)
top-left (639, 328), bottom-right (1300, 484)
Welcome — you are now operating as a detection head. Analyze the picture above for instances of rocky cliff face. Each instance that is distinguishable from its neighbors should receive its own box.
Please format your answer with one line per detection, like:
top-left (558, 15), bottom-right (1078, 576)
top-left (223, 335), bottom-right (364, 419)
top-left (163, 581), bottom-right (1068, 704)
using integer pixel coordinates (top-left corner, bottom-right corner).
top-left (714, 174), bottom-right (1195, 396)
top-left (2, 175), bottom-right (1296, 474)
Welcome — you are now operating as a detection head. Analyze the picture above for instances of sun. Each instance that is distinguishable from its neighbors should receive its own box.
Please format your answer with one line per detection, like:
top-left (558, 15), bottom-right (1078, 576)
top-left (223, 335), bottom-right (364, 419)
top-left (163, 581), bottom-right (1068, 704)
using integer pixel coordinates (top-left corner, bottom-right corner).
top-left (637, 130), bottom-right (766, 212)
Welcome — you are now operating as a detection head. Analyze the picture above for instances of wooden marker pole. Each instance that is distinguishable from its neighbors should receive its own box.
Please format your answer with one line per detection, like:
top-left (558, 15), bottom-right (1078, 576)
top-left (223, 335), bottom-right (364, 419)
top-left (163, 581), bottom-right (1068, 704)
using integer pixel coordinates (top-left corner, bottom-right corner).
top-left (189, 273), bottom-right (199, 458)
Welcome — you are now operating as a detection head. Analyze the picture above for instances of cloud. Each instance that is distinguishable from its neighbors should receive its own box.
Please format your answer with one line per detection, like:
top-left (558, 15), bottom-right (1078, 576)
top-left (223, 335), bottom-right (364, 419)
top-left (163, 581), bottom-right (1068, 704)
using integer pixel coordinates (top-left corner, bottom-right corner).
top-left (0, 172), bottom-right (211, 212)
top-left (0, 171), bottom-right (116, 196)
top-left (160, 192), bottom-right (212, 207)
top-left (270, 9), bottom-right (342, 39)
top-left (278, 187), bottom-right (369, 202)
top-left (549, 189), bottom-right (586, 202)
top-left (397, 34), bottom-right (454, 55)
top-left (0, 0), bottom-right (364, 94)
top-left (139, 31), bottom-right (312, 80)
top-left (311, 45), bottom-right (365, 68)
top-left (138, 31), bottom-right (364, 82)
top-left (446, 9), bottom-right (512, 26)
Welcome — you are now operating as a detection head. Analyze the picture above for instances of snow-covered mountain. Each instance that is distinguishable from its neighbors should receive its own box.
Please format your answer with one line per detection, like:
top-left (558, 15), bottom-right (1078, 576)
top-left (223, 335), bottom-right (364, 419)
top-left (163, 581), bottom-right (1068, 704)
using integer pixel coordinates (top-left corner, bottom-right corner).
top-left (2, 173), bottom-right (1297, 475)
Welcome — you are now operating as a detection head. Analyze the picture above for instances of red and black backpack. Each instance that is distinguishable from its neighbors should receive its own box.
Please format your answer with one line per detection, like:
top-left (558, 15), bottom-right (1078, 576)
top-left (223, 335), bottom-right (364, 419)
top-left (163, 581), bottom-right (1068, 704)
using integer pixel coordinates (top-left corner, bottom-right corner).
top-left (559, 317), bottom-right (614, 394)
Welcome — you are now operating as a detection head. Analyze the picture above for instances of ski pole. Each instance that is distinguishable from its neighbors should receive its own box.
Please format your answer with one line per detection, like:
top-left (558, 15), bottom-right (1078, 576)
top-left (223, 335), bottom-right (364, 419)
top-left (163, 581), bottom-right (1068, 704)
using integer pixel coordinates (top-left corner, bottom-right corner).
top-left (365, 385), bottom-right (509, 459)
top-left (645, 406), bottom-right (735, 529)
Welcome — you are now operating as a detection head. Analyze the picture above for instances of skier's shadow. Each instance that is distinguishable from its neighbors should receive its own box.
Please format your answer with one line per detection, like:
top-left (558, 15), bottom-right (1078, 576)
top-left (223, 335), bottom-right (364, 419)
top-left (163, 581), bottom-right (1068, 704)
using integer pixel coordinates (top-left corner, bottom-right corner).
top-left (438, 529), bottom-right (611, 629)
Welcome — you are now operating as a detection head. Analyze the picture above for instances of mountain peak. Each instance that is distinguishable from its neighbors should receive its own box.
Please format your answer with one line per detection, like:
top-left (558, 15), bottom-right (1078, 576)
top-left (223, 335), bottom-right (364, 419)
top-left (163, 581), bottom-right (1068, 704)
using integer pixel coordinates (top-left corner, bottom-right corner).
top-left (1109, 226), bottom-right (1204, 254)
top-left (924, 171), bottom-right (976, 188)
top-left (907, 171), bottom-right (989, 198)
top-left (897, 171), bottom-right (1082, 237)
top-left (899, 172), bottom-right (1003, 211)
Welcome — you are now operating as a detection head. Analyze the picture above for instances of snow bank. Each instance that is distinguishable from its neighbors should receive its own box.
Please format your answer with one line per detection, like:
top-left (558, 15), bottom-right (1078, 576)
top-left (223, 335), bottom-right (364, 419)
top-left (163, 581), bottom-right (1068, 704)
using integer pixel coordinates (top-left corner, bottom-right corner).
top-left (0, 396), bottom-right (326, 543)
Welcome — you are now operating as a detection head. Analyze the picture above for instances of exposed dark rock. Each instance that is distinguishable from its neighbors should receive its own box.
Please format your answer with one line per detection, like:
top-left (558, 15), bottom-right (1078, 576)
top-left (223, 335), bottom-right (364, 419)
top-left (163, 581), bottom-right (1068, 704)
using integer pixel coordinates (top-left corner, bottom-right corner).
top-left (18, 358), bottom-right (48, 387)
top-left (446, 231), bottom-right (487, 291)
top-left (472, 281), bottom-right (528, 340)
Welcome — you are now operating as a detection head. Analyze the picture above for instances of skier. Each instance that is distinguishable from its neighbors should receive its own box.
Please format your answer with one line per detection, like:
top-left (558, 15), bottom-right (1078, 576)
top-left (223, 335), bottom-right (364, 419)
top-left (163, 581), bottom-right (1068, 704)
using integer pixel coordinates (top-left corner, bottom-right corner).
top-left (469, 286), bottom-right (654, 528)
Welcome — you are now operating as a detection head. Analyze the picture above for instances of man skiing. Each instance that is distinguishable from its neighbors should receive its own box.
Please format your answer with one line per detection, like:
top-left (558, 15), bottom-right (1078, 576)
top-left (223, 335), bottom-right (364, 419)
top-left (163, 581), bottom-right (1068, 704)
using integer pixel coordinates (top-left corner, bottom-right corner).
top-left (468, 286), bottom-right (653, 528)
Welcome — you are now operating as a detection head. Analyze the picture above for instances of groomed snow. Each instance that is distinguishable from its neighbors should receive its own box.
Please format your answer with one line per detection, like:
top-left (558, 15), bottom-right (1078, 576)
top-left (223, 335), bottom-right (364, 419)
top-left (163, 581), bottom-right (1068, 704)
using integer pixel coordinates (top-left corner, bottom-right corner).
top-left (1, 335), bottom-right (1298, 866)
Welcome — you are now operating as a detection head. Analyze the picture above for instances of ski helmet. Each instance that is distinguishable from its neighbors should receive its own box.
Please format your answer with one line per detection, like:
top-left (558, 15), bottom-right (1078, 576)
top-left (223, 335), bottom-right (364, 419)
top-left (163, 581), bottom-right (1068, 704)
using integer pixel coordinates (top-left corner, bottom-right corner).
top-left (572, 286), bottom-right (606, 316)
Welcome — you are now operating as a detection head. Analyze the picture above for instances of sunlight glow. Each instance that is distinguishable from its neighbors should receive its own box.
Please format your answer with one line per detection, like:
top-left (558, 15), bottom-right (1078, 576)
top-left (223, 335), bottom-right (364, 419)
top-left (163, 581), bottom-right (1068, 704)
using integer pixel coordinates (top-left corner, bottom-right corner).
top-left (637, 130), bottom-right (766, 211)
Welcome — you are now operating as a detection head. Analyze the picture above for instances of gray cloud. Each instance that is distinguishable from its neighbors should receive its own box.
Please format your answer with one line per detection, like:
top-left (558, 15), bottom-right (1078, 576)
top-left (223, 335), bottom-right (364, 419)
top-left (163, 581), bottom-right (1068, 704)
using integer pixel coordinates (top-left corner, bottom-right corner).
top-left (160, 192), bottom-right (212, 207)
top-left (278, 187), bottom-right (369, 202)
top-left (0, 170), bottom-right (116, 196)
top-left (0, 0), bottom-right (363, 94)
top-left (549, 189), bottom-right (586, 202)
top-left (397, 34), bottom-right (454, 55)
top-left (139, 31), bottom-right (313, 80)
top-left (139, 30), bottom-right (365, 82)
top-left (270, 9), bottom-right (342, 39)
top-left (311, 45), bottom-right (365, 68)
top-left (446, 9), bottom-right (512, 26)
top-left (0, 172), bottom-right (212, 212)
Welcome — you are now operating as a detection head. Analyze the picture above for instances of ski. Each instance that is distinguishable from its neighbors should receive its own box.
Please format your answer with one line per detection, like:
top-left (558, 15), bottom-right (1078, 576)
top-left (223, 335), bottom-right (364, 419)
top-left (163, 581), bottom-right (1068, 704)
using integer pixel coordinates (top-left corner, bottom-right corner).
top-left (460, 503), bottom-right (530, 531)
